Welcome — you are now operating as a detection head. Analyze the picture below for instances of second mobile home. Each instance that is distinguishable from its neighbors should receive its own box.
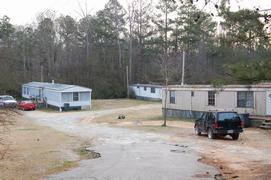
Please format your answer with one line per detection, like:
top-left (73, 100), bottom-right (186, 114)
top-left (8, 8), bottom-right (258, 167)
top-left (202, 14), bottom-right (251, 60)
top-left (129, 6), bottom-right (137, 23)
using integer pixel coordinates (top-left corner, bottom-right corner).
top-left (163, 83), bottom-right (271, 118)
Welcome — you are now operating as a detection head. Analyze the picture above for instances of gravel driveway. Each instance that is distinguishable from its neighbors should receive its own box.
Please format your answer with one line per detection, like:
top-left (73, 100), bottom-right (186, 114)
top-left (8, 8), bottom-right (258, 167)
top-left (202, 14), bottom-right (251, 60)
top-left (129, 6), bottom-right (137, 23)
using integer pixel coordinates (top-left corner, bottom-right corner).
top-left (25, 105), bottom-right (219, 180)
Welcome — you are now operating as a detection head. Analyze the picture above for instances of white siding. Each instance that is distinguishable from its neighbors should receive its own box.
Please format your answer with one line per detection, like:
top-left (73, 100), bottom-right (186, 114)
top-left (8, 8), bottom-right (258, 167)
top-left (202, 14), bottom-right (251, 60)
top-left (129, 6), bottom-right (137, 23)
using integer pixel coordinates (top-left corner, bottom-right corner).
top-left (80, 92), bottom-right (90, 101)
top-left (191, 91), bottom-right (207, 111)
top-left (22, 85), bottom-right (42, 99)
top-left (216, 91), bottom-right (236, 109)
top-left (62, 92), bottom-right (72, 102)
top-left (61, 92), bottom-right (91, 108)
top-left (163, 88), bottom-right (267, 116)
top-left (43, 89), bottom-right (61, 107)
top-left (266, 91), bottom-right (271, 115)
top-left (130, 85), bottom-right (162, 100)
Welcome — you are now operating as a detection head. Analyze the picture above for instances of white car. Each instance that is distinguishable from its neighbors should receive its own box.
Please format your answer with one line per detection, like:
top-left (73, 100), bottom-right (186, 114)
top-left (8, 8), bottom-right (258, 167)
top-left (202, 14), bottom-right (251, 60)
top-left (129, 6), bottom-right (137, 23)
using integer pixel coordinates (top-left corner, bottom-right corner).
top-left (0, 95), bottom-right (17, 108)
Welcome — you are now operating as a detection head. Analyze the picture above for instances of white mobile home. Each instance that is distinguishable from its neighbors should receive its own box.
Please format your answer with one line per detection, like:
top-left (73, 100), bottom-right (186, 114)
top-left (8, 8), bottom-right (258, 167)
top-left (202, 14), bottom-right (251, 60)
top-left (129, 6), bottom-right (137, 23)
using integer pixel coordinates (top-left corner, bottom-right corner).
top-left (163, 83), bottom-right (271, 118)
top-left (130, 84), bottom-right (162, 101)
top-left (22, 82), bottom-right (92, 111)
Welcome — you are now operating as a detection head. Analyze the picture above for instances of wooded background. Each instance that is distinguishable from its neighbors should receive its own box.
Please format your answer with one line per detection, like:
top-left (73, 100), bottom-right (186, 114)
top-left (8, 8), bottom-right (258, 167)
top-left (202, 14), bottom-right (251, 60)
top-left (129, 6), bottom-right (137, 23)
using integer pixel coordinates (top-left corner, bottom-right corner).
top-left (0, 0), bottom-right (270, 98)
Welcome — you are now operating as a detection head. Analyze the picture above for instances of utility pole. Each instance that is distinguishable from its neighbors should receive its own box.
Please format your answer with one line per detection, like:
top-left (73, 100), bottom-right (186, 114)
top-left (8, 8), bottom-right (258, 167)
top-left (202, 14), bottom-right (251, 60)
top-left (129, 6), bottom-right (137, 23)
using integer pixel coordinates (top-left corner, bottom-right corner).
top-left (126, 65), bottom-right (130, 98)
top-left (40, 65), bottom-right (44, 82)
top-left (128, 2), bottom-right (133, 83)
top-left (181, 51), bottom-right (185, 86)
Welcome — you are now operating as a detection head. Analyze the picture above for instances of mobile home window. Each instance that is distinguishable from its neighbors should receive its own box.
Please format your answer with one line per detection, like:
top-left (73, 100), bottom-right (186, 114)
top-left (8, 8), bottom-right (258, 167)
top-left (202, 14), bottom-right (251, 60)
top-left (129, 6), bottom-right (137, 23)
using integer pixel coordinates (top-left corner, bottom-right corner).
top-left (73, 92), bottom-right (79, 101)
top-left (237, 91), bottom-right (254, 108)
top-left (144, 87), bottom-right (147, 91)
top-left (151, 87), bottom-right (155, 93)
top-left (170, 91), bottom-right (175, 104)
top-left (208, 91), bottom-right (215, 106)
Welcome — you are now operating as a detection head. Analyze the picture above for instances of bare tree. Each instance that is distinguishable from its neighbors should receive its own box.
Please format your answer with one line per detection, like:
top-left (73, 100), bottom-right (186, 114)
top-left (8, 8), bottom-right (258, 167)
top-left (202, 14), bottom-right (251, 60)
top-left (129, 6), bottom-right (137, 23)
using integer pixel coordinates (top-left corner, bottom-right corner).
top-left (36, 11), bottom-right (57, 81)
top-left (154, 0), bottom-right (177, 126)
top-left (103, 0), bottom-right (126, 68)
top-left (127, 0), bottom-right (136, 84)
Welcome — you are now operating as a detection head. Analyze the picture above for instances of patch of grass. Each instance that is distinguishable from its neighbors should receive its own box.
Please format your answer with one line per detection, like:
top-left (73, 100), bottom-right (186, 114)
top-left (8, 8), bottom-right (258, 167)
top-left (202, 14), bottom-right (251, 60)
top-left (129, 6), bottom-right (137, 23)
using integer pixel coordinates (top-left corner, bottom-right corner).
top-left (167, 117), bottom-right (195, 122)
top-left (36, 99), bottom-right (159, 112)
top-left (76, 145), bottom-right (101, 159)
top-left (93, 106), bottom-right (162, 124)
top-left (62, 160), bottom-right (77, 169)
top-left (91, 99), bottom-right (158, 111)
top-left (37, 107), bottom-right (59, 113)
top-left (48, 160), bottom-right (78, 174)
top-left (47, 145), bottom-right (94, 175)
top-left (147, 115), bottom-right (163, 121)
top-left (37, 107), bottom-right (85, 113)
top-left (77, 147), bottom-right (93, 159)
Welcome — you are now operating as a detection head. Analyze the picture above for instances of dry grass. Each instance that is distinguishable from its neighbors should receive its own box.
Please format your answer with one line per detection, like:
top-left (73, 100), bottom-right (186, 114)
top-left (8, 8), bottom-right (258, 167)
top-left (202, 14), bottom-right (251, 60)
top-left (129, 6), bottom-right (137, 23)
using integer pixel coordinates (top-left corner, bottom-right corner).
top-left (91, 99), bottom-right (158, 111)
top-left (93, 104), bottom-right (162, 123)
top-left (92, 104), bottom-right (195, 136)
top-left (0, 114), bottom-right (87, 180)
top-left (0, 109), bottom-right (18, 160)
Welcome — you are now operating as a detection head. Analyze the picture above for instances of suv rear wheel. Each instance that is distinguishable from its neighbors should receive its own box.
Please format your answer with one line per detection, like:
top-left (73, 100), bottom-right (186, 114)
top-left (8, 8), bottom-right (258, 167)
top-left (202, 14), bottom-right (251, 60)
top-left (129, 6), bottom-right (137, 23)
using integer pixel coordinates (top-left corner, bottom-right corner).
top-left (207, 128), bottom-right (215, 139)
top-left (195, 125), bottom-right (201, 136)
top-left (231, 133), bottom-right (239, 140)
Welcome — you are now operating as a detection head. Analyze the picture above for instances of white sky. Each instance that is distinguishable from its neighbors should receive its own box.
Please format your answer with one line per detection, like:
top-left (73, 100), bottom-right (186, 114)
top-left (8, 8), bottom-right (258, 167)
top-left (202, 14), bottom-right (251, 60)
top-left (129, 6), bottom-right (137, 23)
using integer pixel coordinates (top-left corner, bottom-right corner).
top-left (0, 0), bottom-right (270, 26)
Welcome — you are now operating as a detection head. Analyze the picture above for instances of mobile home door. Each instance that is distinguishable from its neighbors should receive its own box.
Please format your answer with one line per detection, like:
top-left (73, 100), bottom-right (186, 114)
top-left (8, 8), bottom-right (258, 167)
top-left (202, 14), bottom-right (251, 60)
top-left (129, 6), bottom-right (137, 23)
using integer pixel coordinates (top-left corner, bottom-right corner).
top-left (266, 91), bottom-right (271, 115)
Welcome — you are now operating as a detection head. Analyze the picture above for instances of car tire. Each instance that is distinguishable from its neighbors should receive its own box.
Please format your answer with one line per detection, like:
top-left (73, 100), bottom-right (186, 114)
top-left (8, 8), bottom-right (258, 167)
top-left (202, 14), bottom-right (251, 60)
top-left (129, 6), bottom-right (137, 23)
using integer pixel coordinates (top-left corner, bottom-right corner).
top-left (231, 133), bottom-right (239, 140)
top-left (195, 125), bottom-right (201, 136)
top-left (207, 128), bottom-right (215, 139)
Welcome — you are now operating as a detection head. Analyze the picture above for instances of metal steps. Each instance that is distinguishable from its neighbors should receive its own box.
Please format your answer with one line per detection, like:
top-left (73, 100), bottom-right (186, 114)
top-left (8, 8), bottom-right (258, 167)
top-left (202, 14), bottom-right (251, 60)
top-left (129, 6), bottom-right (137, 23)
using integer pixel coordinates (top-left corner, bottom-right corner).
top-left (260, 120), bottom-right (271, 129)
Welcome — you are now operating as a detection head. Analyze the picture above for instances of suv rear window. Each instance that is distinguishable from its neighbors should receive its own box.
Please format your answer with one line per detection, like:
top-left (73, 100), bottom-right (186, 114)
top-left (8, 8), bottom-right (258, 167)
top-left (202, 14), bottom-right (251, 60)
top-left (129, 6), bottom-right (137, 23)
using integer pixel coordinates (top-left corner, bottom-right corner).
top-left (217, 112), bottom-right (239, 121)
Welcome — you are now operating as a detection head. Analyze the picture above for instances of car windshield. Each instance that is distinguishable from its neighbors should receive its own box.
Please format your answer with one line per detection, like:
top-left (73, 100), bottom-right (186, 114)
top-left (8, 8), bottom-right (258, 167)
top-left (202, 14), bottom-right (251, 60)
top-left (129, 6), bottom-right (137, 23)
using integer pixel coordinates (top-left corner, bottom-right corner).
top-left (217, 112), bottom-right (239, 121)
top-left (2, 96), bottom-right (14, 100)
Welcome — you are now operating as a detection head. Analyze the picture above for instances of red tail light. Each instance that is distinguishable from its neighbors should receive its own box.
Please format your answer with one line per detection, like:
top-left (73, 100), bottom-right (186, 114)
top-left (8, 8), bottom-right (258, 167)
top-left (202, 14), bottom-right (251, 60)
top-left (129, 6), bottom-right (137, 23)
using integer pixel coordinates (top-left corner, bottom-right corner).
top-left (213, 121), bottom-right (219, 129)
top-left (241, 121), bottom-right (245, 128)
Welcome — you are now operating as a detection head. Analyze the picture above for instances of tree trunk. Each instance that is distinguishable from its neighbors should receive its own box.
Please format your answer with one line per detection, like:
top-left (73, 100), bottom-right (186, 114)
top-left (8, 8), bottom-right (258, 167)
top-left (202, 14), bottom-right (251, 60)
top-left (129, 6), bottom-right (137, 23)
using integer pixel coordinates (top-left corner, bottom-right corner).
top-left (162, 1), bottom-right (169, 127)
top-left (117, 38), bottom-right (122, 68)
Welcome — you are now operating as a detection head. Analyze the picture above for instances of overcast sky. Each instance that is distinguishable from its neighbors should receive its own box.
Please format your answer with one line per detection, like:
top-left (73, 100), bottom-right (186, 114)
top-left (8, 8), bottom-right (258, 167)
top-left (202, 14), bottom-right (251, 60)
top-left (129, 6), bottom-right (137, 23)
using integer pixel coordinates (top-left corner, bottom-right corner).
top-left (0, 0), bottom-right (270, 25)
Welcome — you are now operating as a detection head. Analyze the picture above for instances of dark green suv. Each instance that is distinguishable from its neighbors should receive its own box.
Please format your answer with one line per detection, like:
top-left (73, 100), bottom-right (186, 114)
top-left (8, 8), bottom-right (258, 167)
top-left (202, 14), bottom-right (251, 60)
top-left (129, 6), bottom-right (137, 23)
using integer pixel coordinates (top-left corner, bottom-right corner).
top-left (194, 111), bottom-right (243, 140)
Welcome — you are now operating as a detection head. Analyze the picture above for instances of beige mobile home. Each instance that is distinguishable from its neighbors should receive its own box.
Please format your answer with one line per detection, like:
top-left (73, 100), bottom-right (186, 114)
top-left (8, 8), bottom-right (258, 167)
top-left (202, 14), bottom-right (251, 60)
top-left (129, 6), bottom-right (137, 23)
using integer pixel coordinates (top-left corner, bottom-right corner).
top-left (162, 83), bottom-right (271, 118)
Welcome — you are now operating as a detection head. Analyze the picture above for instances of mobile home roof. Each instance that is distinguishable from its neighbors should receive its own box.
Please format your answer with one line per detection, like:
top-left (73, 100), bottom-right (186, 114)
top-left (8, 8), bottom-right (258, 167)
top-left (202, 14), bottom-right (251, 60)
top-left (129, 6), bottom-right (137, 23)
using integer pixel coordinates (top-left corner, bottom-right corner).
top-left (130, 84), bottom-right (162, 88)
top-left (166, 83), bottom-right (271, 91)
top-left (23, 82), bottom-right (92, 92)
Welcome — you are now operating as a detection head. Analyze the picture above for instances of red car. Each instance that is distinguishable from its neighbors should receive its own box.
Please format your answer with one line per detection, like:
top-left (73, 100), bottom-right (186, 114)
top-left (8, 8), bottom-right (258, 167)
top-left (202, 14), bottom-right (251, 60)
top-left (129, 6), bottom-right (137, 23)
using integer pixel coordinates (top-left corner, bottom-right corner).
top-left (18, 100), bottom-right (36, 111)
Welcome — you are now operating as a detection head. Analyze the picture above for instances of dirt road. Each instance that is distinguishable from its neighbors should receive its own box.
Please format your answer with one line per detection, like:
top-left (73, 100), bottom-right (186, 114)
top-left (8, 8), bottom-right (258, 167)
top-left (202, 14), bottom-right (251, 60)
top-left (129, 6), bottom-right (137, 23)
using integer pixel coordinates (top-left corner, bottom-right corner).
top-left (24, 102), bottom-right (271, 180)
top-left (25, 104), bottom-right (219, 180)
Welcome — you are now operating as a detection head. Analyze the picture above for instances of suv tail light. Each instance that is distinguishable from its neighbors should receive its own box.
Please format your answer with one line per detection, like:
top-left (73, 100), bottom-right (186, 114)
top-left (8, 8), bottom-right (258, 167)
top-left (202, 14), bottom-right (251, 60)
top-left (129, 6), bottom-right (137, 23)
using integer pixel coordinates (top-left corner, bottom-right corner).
top-left (213, 121), bottom-right (219, 129)
top-left (241, 120), bottom-right (244, 128)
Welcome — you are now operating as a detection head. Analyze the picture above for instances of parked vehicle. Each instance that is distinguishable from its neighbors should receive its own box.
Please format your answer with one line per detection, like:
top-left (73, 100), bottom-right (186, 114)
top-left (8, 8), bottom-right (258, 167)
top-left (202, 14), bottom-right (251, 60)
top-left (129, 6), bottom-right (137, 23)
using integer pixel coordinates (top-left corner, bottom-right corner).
top-left (194, 111), bottom-right (243, 140)
top-left (17, 100), bottom-right (36, 111)
top-left (0, 95), bottom-right (17, 108)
